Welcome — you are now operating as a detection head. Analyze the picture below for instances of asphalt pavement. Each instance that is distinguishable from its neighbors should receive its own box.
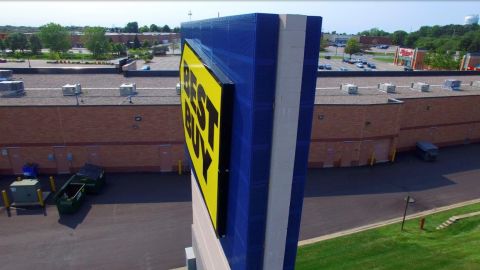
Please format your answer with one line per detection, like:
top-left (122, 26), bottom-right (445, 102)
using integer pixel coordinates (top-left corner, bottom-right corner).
top-left (1, 143), bottom-right (479, 269)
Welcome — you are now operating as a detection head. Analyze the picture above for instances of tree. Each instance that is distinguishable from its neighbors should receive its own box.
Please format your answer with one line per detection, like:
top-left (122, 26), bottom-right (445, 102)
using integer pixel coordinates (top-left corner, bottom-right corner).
top-left (150, 24), bottom-right (160, 32)
top-left (320, 35), bottom-right (329, 51)
top-left (391, 30), bottom-right (408, 46)
top-left (358, 28), bottom-right (390, 37)
top-left (6, 33), bottom-right (28, 52)
top-left (142, 40), bottom-right (150, 48)
top-left (28, 34), bottom-right (42, 54)
top-left (0, 39), bottom-right (5, 53)
top-left (124, 22), bottom-right (139, 33)
top-left (39, 23), bottom-right (71, 52)
top-left (133, 35), bottom-right (141, 49)
top-left (139, 25), bottom-right (150, 33)
top-left (173, 27), bottom-right (180, 33)
top-left (162, 25), bottom-right (171, 32)
top-left (344, 38), bottom-right (361, 57)
top-left (83, 26), bottom-right (111, 58)
top-left (112, 43), bottom-right (127, 56)
top-left (424, 51), bottom-right (460, 70)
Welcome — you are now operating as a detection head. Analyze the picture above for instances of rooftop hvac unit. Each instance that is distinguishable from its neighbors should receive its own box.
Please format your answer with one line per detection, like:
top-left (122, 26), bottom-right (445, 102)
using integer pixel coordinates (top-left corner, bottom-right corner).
top-left (442, 79), bottom-right (462, 91)
top-left (0, 80), bottom-right (25, 97)
top-left (410, 82), bottom-right (430, 92)
top-left (62, 84), bottom-right (82, 96)
top-left (470, 81), bottom-right (480, 88)
top-left (340, 83), bottom-right (358, 95)
top-left (119, 83), bottom-right (137, 96)
top-left (0, 70), bottom-right (13, 81)
top-left (176, 83), bottom-right (181, 95)
top-left (377, 83), bottom-right (396, 93)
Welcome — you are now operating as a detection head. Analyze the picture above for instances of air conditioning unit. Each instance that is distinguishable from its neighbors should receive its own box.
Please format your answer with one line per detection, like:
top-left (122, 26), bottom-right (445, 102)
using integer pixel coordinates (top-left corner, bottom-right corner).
top-left (470, 81), bottom-right (480, 88)
top-left (0, 80), bottom-right (25, 97)
top-left (340, 83), bottom-right (358, 95)
top-left (410, 82), bottom-right (430, 92)
top-left (176, 83), bottom-right (181, 95)
top-left (442, 79), bottom-right (461, 91)
top-left (10, 179), bottom-right (41, 204)
top-left (62, 83), bottom-right (82, 96)
top-left (0, 70), bottom-right (13, 81)
top-left (119, 83), bottom-right (137, 96)
top-left (378, 83), bottom-right (396, 93)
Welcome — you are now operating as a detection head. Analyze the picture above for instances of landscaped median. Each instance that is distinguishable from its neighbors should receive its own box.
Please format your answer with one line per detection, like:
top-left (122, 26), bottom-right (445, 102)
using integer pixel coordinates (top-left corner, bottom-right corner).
top-left (296, 201), bottom-right (480, 270)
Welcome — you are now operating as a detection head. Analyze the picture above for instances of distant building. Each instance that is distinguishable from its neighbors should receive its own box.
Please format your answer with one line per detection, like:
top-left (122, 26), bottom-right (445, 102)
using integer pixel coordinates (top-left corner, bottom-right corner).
top-left (393, 47), bottom-right (427, 70)
top-left (323, 33), bottom-right (358, 45)
top-left (359, 36), bottom-right (392, 46)
top-left (460, 53), bottom-right (480, 70)
top-left (0, 33), bottom-right (7, 40)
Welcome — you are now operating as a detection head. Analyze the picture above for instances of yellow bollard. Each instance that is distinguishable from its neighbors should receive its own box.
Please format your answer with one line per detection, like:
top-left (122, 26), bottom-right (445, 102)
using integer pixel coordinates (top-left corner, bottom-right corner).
top-left (369, 152), bottom-right (376, 166)
top-left (391, 148), bottom-right (397, 162)
top-left (16, 176), bottom-right (21, 181)
top-left (37, 188), bottom-right (44, 207)
top-left (49, 176), bottom-right (57, 193)
top-left (2, 190), bottom-right (10, 208)
top-left (178, 160), bottom-right (182, 175)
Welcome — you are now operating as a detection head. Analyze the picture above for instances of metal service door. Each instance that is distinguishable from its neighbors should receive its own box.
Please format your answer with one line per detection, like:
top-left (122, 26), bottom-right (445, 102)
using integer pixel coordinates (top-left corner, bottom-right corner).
top-left (374, 139), bottom-right (391, 163)
top-left (87, 146), bottom-right (101, 165)
top-left (342, 141), bottom-right (359, 167)
top-left (324, 146), bottom-right (335, 168)
top-left (158, 144), bottom-right (172, 172)
top-left (7, 147), bottom-right (23, 175)
top-left (53, 146), bottom-right (71, 174)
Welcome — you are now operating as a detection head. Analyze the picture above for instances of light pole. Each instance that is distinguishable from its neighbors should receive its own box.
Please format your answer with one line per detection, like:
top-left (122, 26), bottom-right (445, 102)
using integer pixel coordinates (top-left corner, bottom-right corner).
top-left (188, 10), bottom-right (192, 21)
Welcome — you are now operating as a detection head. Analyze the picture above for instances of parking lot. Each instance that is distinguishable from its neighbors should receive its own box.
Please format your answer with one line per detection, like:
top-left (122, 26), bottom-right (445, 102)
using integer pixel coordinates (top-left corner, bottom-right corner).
top-left (318, 46), bottom-right (403, 72)
top-left (1, 144), bottom-right (479, 269)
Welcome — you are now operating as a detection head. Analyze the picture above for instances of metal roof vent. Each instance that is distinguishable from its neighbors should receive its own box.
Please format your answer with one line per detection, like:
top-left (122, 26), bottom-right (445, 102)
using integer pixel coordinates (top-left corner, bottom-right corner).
top-left (0, 70), bottom-right (13, 81)
top-left (470, 81), bottom-right (480, 89)
top-left (340, 83), bottom-right (358, 95)
top-left (0, 80), bottom-right (25, 98)
top-left (378, 83), bottom-right (396, 93)
top-left (120, 83), bottom-right (137, 96)
top-left (410, 82), bottom-right (430, 92)
top-left (62, 84), bottom-right (82, 96)
top-left (176, 83), bottom-right (181, 95)
top-left (442, 79), bottom-right (461, 91)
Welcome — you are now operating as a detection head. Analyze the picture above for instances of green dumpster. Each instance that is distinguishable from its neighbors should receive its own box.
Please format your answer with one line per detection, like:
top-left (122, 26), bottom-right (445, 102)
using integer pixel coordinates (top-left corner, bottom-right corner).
top-left (70, 163), bottom-right (106, 194)
top-left (54, 179), bottom-right (86, 214)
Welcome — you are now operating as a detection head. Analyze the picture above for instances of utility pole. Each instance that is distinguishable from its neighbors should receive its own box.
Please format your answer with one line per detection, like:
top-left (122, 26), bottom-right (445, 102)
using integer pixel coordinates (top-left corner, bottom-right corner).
top-left (188, 10), bottom-right (192, 21)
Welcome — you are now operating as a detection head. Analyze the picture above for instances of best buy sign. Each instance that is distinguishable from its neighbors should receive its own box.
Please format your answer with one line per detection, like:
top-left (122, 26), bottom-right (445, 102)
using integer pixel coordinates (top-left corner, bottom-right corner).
top-left (180, 40), bottom-right (233, 236)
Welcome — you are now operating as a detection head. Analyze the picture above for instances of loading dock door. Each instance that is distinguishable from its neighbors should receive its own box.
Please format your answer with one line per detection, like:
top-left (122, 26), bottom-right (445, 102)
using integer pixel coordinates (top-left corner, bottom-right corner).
top-left (54, 146), bottom-right (71, 174)
top-left (374, 139), bottom-right (391, 163)
top-left (87, 146), bottom-right (100, 165)
top-left (324, 147), bottom-right (335, 168)
top-left (7, 147), bottom-right (23, 175)
top-left (159, 144), bottom-right (172, 172)
top-left (342, 141), bottom-right (359, 167)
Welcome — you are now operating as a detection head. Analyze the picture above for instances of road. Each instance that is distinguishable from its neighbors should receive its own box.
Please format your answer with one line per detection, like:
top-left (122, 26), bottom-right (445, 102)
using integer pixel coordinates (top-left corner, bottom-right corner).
top-left (1, 144), bottom-right (480, 269)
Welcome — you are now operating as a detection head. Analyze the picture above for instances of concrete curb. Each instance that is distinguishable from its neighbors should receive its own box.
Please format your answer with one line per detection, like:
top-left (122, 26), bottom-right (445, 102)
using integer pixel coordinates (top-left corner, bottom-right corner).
top-left (298, 197), bottom-right (480, 247)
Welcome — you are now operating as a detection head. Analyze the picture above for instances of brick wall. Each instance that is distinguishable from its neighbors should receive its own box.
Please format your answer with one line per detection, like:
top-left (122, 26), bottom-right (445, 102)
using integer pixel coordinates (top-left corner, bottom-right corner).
top-left (1, 95), bottom-right (480, 175)
top-left (0, 105), bottom-right (186, 175)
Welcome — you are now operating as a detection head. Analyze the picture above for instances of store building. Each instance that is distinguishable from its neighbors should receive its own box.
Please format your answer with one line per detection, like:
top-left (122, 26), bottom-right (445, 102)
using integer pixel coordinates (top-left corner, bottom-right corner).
top-left (393, 47), bottom-right (428, 70)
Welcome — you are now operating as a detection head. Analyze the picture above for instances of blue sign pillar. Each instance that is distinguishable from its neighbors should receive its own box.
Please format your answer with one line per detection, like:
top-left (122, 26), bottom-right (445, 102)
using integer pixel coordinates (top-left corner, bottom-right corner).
top-left (182, 13), bottom-right (322, 270)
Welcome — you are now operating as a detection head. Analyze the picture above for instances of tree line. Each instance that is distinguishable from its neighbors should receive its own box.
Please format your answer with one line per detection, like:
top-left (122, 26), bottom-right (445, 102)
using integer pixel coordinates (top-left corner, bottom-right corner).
top-left (0, 22), bottom-right (181, 60)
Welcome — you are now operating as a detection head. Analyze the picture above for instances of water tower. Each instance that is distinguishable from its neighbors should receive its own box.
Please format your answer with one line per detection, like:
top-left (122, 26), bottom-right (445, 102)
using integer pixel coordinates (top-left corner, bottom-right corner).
top-left (465, 14), bottom-right (479, 25)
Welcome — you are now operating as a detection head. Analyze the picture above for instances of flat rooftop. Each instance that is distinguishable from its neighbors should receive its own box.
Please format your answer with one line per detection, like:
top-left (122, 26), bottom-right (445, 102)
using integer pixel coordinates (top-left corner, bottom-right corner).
top-left (1, 74), bottom-right (480, 106)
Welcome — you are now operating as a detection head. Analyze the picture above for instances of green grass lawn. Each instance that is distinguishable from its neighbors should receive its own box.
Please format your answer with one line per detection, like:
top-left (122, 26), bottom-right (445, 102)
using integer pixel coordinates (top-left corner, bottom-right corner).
top-left (296, 203), bottom-right (480, 270)
top-left (372, 56), bottom-right (395, 63)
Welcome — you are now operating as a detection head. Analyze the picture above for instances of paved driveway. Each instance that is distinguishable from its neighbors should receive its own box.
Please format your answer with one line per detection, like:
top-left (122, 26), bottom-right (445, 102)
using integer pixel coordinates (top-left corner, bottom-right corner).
top-left (1, 144), bottom-right (479, 269)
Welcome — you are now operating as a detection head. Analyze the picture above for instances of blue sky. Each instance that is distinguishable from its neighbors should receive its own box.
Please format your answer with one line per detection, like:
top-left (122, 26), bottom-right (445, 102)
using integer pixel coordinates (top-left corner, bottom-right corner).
top-left (2, 1), bottom-right (479, 33)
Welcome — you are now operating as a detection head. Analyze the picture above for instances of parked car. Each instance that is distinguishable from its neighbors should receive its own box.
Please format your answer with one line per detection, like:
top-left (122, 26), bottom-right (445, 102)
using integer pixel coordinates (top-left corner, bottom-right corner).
top-left (377, 44), bottom-right (389, 49)
top-left (466, 64), bottom-right (480, 71)
top-left (356, 63), bottom-right (364, 68)
top-left (141, 65), bottom-right (151, 71)
top-left (0, 59), bottom-right (6, 63)
top-left (325, 64), bottom-right (332, 70)
top-left (363, 68), bottom-right (372, 71)
top-left (342, 58), bottom-right (349, 63)
top-left (339, 67), bottom-right (349, 71)
top-left (318, 64), bottom-right (325, 70)
top-left (367, 62), bottom-right (376, 69)
top-left (361, 59), bottom-right (368, 64)
top-left (348, 59), bottom-right (356, 64)
top-left (324, 55), bottom-right (331, 59)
